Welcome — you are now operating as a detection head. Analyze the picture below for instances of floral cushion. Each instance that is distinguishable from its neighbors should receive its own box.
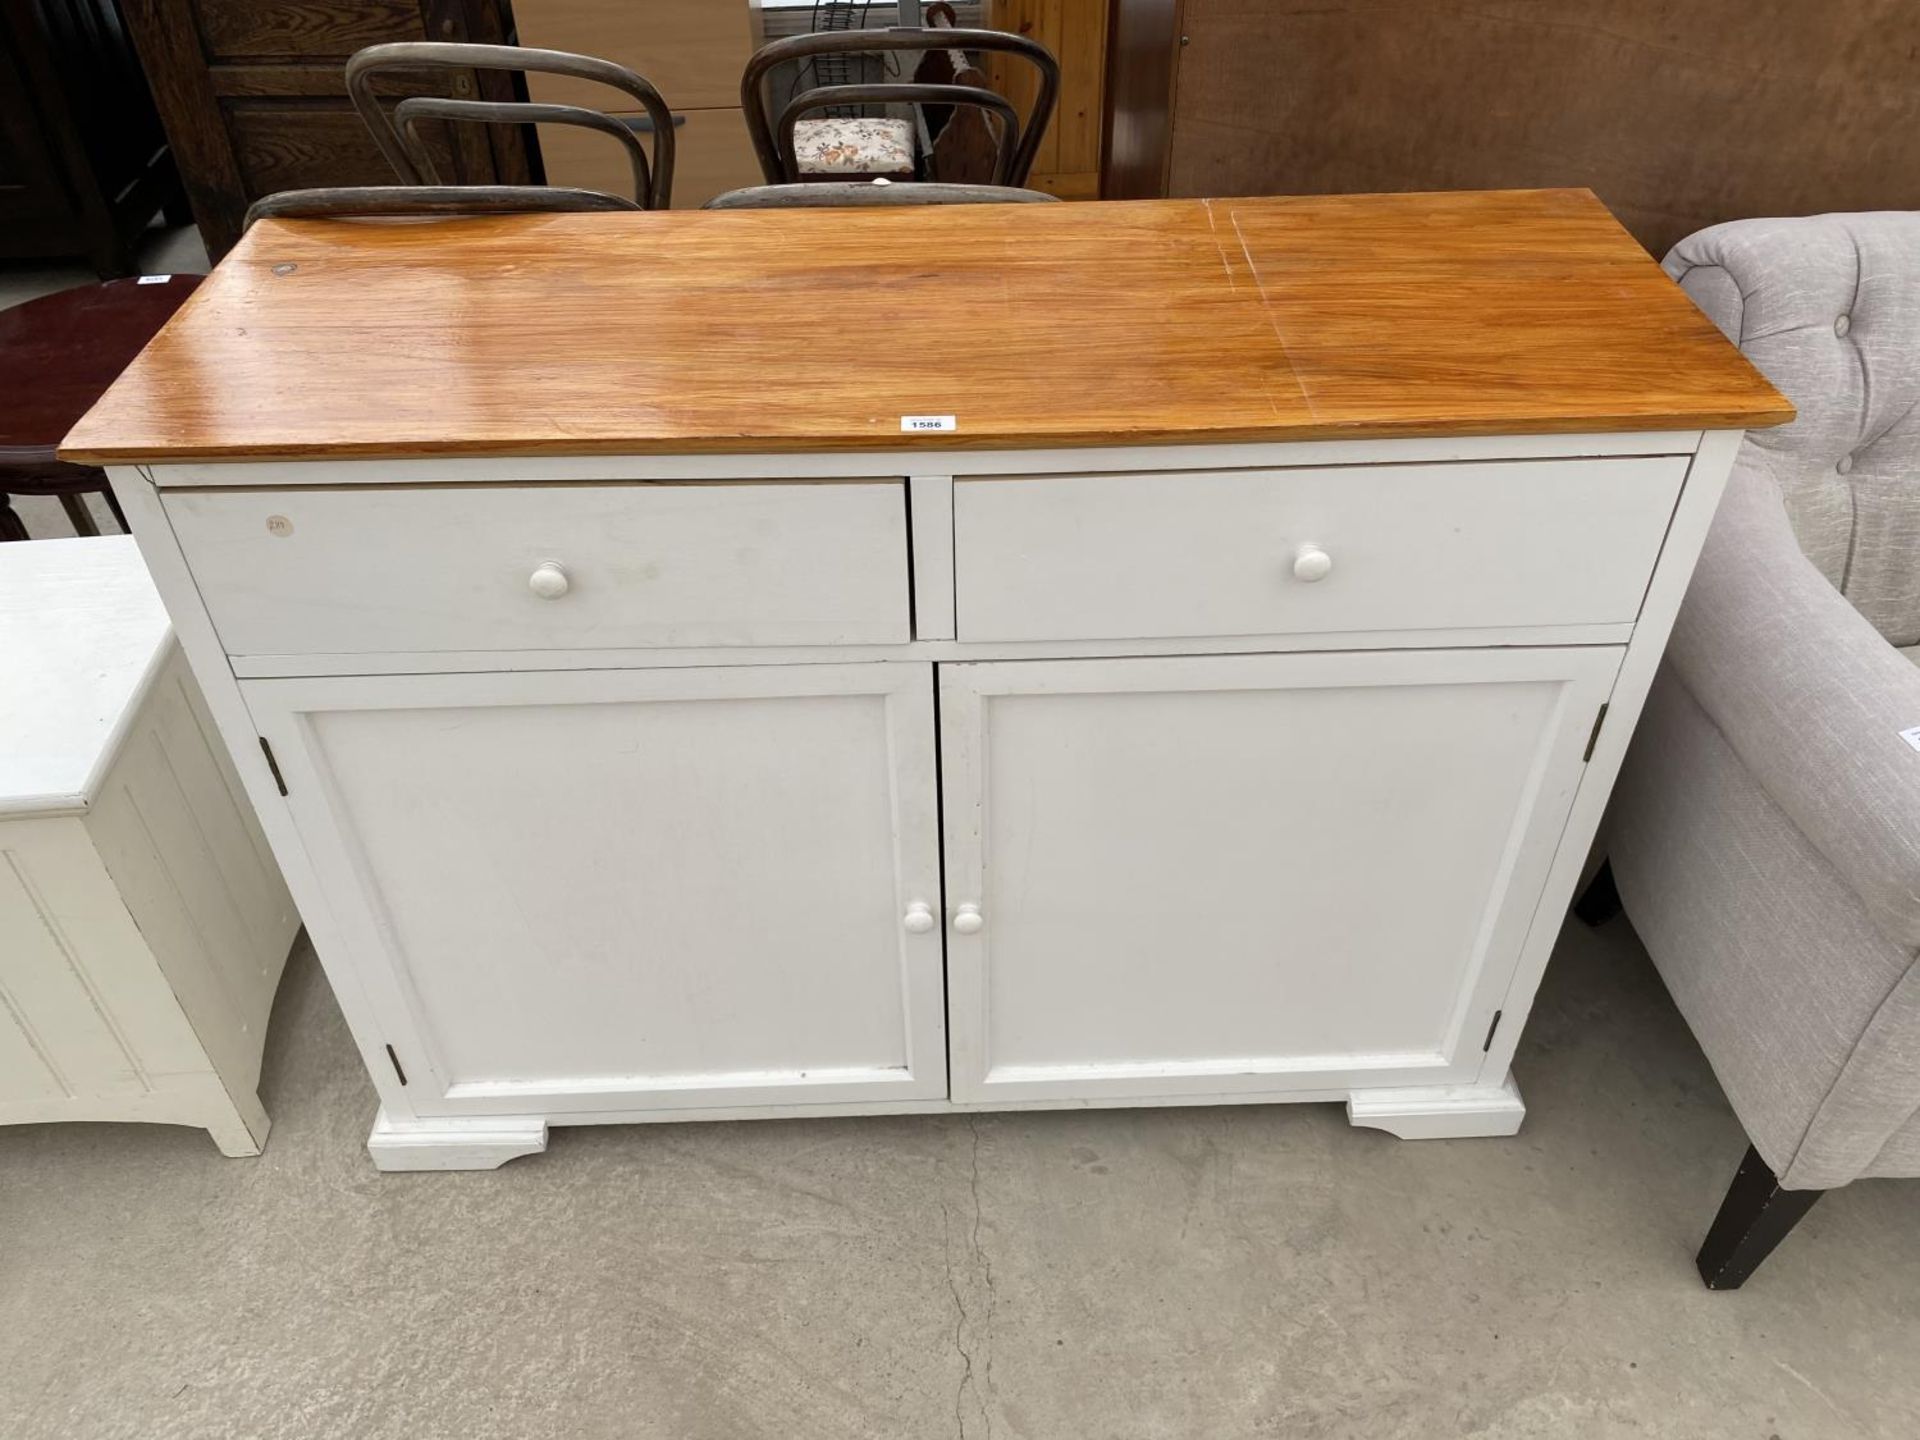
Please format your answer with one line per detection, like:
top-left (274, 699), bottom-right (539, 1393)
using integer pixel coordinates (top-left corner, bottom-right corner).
top-left (793, 116), bottom-right (915, 177)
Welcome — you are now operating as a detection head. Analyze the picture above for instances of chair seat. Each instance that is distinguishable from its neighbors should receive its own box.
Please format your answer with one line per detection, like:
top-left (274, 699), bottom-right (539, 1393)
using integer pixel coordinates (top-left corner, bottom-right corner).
top-left (793, 116), bottom-right (915, 177)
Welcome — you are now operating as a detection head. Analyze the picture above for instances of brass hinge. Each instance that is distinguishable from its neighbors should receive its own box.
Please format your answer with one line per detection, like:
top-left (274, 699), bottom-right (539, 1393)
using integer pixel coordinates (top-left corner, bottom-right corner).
top-left (385, 1044), bottom-right (409, 1086)
top-left (258, 736), bottom-right (288, 795)
top-left (1483, 1009), bottom-right (1503, 1052)
top-left (1582, 703), bottom-right (1610, 763)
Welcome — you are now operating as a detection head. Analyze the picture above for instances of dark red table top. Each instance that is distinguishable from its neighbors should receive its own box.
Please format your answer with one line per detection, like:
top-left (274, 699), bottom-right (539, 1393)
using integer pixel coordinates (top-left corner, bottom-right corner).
top-left (0, 274), bottom-right (201, 469)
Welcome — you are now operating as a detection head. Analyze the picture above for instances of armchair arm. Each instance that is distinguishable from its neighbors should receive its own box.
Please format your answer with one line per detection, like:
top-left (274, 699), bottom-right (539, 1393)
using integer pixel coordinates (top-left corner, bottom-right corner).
top-left (1666, 460), bottom-right (1920, 949)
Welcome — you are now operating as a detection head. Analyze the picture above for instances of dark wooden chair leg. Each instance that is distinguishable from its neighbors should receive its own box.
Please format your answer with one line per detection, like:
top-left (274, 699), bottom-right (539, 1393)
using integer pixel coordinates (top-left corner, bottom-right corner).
top-left (1573, 858), bottom-right (1622, 926)
top-left (1696, 1145), bottom-right (1822, 1289)
top-left (98, 479), bottom-right (130, 533)
top-left (0, 496), bottom-right (28, 542)
top-left (58, 491), bottom-right (102, 536)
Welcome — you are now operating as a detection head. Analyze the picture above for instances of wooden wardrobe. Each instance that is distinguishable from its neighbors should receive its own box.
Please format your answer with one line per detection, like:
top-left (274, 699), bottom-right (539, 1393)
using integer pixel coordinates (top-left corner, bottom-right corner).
top-left (119, 0), bottom-right (535, 259)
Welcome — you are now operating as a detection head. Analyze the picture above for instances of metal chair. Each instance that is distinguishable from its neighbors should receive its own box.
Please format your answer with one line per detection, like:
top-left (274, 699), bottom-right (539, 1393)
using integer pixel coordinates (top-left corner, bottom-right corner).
top-left (741, 28), bottom-right (1059, 188)
top-left (703, 180), bottom-right (1059, 209)
top-left (244, 186), bottom-right (640, 231)
top-left (345, 42), bottom-right (676, 209)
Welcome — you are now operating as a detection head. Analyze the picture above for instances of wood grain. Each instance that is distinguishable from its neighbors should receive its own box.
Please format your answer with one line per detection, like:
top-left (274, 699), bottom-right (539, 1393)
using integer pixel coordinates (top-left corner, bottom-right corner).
top-left (226, 105), bottom-right (464, 196)
top-left (117, 0), bottom-right (530, 259)
top-left (62, 189), bottom-right (1792, 463)
top-left (192, 0), bottom-right (421, 61)
top-left (988, 0), bottom-right (1107, 197)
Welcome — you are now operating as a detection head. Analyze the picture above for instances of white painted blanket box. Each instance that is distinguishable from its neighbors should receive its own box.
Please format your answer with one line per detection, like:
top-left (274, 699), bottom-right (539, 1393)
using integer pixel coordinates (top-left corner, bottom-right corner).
top-left (0, 537), bottom-right (299, 1154)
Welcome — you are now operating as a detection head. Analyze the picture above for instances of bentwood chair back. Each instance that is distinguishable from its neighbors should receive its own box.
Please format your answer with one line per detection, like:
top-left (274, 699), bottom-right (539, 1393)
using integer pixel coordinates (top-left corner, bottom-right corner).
top-left (703, 180), bottom-right (1059, 209)
top-left (740, 28), bottom-right (1059, 188)
top-left (345, 42), bottom-right (676, 210)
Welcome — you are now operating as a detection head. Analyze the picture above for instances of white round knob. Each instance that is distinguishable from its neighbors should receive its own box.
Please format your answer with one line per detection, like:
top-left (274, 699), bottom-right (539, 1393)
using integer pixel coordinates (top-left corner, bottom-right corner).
top-left (952, 903), bottom-right (984, 935)
top-left (903, 900), bottom-right (935, 934)
top-left (1292, 544), bottom-right (1333, 583)
top-left (528, 561), bottom-right (570, 599)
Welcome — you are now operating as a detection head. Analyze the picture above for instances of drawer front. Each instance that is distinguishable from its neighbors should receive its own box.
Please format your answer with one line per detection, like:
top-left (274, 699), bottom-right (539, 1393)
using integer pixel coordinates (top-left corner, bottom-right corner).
top-left (168, 482), bottom-right (909, 656)
top-left (953, 457), bottom-right (1688, 642)
top-left (513, 0), bottom-right (755, 111)
top-left (537, 106), bottom-right (763, 209)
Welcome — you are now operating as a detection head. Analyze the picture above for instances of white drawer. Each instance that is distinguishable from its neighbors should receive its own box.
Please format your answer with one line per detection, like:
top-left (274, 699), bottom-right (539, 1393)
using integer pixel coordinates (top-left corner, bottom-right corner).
top-left (952, 457), bottom-right (1688, 642)
top-left (167, 482), bottom-right (910, 656)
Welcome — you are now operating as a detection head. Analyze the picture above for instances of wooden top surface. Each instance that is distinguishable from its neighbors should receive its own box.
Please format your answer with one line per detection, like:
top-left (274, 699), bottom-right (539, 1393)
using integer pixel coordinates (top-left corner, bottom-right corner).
top-left (0, 537), bottom-right (171, 816)
top-left (61, 190), bottom-right (1791, 463)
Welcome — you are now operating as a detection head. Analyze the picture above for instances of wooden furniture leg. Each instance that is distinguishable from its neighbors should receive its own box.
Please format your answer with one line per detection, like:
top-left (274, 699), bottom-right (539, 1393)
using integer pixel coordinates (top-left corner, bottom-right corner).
top-left (58, 491), bottom-right (102, 536)
top-left (1696, 1145), bottom-right (1824, 1289)
top-left (1573, 858), bottom-right (1623, 925)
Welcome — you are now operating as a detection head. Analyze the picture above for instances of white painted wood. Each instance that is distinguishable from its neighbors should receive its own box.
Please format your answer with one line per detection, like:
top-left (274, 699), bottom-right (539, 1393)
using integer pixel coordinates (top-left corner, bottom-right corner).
top-left (1346, 1071), bottom-right (1527, 1139)
top-left (938, 648), bottom-right (1618, 1104)
top-left (1291, 543), bottom-right (1333, 583)
top-left (0, 537), bottom-right (170, 815)
top-left (116, 424), bottom-right (1725, 1169)
top-left (223, 621), bottom-right (1641, 679)
top-left (0, 538), bottom-right (299, 1154)
top-left (85, 649), bottom-right (301, 1103)
top-left (526, 561), bottom-right (571, 599)
top-left (953, 458), bottom-right (1687, 642)
top-left (907, 474), bottom-right (956, 640)
top-left (367, 1107), bottom-right (548, 1172)
top-left (243, 662), bottom-right (947, 1118)
top-left (522, 1086), bottom-right (1364, 1127)
top-left (164, 481), bottom-right (911, 656)
top-left (1472, 429), bottom-right (1748, 1088)
top-left (143, 430), bottom-right (1704, 488)
top-left (109, 467), bottom-right (425, 1131)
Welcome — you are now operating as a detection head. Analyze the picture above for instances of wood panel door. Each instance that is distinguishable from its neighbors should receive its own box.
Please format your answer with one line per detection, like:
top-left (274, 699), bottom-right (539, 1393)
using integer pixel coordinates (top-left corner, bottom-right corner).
top-left (120, 0), bottom-right (532, 259)
top-left (987, 0), bottom-right (1109, 198)
top-left (938, 648), bottom-right (1617, 1104)
top-left (245, 662), bottom-right (948, 1118)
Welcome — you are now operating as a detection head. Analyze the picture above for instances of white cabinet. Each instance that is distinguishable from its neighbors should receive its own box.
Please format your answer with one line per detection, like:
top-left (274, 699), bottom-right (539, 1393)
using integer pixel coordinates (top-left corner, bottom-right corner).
top-left (244, 662), bottom-right (947, 1119)
top-left (937, 648), bottom-right (1616, 1103)
top-left (112, 432), bottom-right (1745, 1169)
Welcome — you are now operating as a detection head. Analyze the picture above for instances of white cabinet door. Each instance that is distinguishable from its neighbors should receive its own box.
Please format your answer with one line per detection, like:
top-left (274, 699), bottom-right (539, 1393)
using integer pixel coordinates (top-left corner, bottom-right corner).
top-left (245, 663), bottom-right (946, 1117)
top-left (939, 648), bottom-right (1618, 1103)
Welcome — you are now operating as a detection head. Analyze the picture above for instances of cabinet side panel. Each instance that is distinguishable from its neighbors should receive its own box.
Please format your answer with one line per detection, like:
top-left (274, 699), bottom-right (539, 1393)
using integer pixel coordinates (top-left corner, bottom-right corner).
top-left (108, 465), bottom-right (420, 1121)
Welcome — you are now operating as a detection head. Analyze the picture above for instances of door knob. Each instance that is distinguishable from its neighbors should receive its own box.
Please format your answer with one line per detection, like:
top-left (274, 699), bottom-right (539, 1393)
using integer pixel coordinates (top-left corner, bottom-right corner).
top-left (1292, 543), bottom-right (1333, 582)
top-left (528, 561), bottom-right (570, 599)
top-left (903, 900), bottom-right (936, 933)
top-left (952, 903), bottom-right (984, 935)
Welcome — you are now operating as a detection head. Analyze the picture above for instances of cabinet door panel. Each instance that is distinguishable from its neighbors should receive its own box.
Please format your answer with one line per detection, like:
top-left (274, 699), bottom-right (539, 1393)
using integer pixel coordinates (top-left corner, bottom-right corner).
top-left (246, 663), bottom-right (945, 1115)
top-left (940, 648), bottom-right (1617, 1102)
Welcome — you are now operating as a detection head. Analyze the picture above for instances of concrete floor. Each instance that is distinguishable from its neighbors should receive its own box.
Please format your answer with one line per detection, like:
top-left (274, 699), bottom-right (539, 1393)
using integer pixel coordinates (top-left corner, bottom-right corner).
top-left (2, 914), bottom-right (1916, 1440)
top-left (0, 227), bottom-right (211, 540)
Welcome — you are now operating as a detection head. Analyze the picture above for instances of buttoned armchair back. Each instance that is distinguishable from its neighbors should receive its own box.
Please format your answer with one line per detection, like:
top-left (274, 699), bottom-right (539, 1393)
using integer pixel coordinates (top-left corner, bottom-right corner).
top-left (1665, 215), bottom-right (1920, 651)
top-left (1589, 211), bottom-right (1920, 1287)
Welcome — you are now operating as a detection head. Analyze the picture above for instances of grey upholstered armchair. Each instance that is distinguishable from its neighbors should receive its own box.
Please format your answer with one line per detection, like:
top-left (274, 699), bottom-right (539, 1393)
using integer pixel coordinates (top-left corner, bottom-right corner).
top-left (1577, 212), bottom-right (1920, 1288)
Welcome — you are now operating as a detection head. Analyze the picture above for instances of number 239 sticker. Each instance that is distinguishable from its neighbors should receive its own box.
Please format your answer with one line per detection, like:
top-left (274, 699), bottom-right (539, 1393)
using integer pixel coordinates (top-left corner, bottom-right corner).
top-left (900, 414), bottom-right (957, 433)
